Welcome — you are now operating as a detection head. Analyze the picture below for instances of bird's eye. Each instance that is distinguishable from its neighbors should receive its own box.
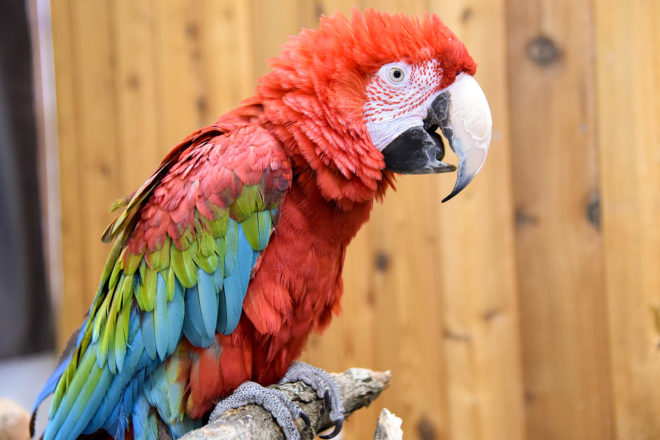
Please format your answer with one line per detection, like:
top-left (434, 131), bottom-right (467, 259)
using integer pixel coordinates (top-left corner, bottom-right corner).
top-left (388, 66), bottom-right (405, 83)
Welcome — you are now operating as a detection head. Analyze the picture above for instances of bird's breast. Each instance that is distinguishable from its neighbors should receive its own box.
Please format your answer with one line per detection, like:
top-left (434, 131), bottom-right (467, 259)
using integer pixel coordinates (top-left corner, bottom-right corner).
top-left (242, 181), bottom-right (374, 384)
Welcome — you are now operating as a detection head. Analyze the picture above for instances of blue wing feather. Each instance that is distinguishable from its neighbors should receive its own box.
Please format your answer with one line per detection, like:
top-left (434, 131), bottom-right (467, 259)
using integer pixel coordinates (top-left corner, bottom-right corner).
top-left (68, 365), bottom-right (112, 437)
top-left (197, 268), bottom-right (219, 337)
top-left (224, 219), bottom-right (239, 275)
top-left (167, 281), bottom-right (185, 354)
top-left (220, 222), bottom-right (257, 334)
top-left (182, 286), bottom-right (215, 348)
top-left (141, 311), bottom-right (157, 359)
top-left (154, 273), bottom-right (169, 360)
top-left (257, 210), bottom-right (272, 250)
top-left (39, 125), bottom-right (291, 439)
top-left (32, 352), bottom-right (71, 416)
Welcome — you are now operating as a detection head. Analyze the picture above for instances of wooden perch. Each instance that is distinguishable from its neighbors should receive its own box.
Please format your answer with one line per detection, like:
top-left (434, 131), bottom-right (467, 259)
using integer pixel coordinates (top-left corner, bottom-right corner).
top-left (180, 368), bottom-right (391, 440)
top-left (373, 408), bottom-right (403, 440)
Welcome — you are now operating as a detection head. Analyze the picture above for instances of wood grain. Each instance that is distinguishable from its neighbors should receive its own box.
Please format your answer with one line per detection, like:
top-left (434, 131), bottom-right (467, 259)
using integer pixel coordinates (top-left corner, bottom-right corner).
top-left (111, 0), bottom-right (161, 195)
top-left (45, 1), bottom-right (660, 439)
top-left (51, 0), bottom-right (120, 345)
top-left (595, 1), bottom-right (660, 438)
top-left (506, 0), bottom-right (614, 438)
top-left (50, 0), bottom-right (83, 348)
top-left (431, 1), bottom-right (525, 439)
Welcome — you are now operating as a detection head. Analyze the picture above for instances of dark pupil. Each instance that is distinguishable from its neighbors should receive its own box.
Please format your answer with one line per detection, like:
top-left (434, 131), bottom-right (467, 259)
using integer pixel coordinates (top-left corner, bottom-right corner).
top-left (393, 69), bottom-right (402, 79)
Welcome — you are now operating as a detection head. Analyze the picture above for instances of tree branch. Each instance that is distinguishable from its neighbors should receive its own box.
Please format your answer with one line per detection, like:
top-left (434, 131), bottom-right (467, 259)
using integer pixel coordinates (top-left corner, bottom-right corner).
top-left (373, 408), bottom-right (403, 440)
top-left (180, 368), bottom-right (391, 440)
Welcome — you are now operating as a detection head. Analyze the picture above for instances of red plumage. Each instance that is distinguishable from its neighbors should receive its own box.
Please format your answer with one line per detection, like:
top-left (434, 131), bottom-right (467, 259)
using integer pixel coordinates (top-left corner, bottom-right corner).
top-left (147, 9), bottom-right (475, 417)
top-left (43, 9), bottom-right (479, 438)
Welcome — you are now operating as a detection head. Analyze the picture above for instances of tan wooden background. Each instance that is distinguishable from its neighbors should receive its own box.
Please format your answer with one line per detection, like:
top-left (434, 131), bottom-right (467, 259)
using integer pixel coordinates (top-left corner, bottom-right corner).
top-left (44, 0), bottom-right (659, 439)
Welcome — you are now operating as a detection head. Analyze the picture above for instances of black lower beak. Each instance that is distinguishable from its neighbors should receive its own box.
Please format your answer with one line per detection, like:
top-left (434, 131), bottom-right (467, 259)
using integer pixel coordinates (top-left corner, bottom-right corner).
top-left (382, 92), bottom-right (454, 175)
top-left (381, 74), bottom-right (492, 202)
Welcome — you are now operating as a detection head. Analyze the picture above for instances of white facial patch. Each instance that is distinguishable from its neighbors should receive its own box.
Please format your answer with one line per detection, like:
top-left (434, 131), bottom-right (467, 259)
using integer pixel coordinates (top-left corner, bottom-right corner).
top-left (364, 60), bottom-right (444, 151)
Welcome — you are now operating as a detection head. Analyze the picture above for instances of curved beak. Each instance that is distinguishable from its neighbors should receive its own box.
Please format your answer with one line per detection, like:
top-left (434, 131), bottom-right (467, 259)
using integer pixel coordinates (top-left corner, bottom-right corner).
top-left (437, 74), bottom-right (492, 202)
top-left (382, 73), bottom-right (492, 202)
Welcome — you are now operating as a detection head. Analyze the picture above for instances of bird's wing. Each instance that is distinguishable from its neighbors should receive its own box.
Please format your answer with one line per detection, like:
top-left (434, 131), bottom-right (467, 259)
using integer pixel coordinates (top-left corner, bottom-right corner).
top-left (38, 123), bottom-right (292, 440)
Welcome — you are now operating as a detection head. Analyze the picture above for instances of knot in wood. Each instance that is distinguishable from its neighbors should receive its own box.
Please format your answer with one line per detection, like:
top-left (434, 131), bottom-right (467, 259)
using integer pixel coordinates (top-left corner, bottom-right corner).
top-left (526, 35), bottom-right (561, 67)
top-left (586, 191), bottom-right (601, 230)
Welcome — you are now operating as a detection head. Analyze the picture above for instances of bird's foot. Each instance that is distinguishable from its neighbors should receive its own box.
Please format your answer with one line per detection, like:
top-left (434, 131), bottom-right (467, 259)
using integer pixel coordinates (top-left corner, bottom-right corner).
top-left (279, 362), bottom-right (345, 439)
top-left (209, 381), bottom-right (310, 440)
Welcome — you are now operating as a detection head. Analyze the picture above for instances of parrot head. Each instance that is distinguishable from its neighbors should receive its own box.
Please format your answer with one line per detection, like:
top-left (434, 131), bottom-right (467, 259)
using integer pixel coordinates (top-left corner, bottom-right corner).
top-left (259, 9), bottom-right (492, 203)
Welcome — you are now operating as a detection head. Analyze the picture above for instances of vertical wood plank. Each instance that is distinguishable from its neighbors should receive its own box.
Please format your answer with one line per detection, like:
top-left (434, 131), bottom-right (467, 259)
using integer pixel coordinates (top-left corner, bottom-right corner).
top-left (429, 1), bottom-right (525, 439)
top-left (595, 1), bottom-right (660, 438)
top-left (51, 0), bottom-right (123, 341)
top-left (361, 0), bottom-right (428, 14)
top-left (248, 0), bottom-right (319, 81)
top-left (70, 1), bottom-right (122, 305)
top-left (151, 0), bottom-right (203, 148)
top-left (506, 0), bottom-right (614, 438)
top-left (50, 0), bottom-right (86, 347)
top-left (111, 0), bottom-right (161, 195)
top-left (197, 0), bottom-right (255, 117)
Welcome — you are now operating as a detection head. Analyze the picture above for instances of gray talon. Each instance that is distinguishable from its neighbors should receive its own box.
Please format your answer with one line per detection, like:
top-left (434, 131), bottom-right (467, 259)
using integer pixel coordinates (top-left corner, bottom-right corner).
top-left (210, 363), bottom-right (345, 439)
top-left (319, 419), bottom-right (343, 439)
top-left (210, 381), bottom-right (305, 440)
top-left (280, 362), bottom-right (345, 438)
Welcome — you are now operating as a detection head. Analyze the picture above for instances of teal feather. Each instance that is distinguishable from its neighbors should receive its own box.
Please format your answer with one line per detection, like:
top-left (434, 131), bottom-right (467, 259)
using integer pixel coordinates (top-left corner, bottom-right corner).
top-left (46, 349), bottom-right (97, 440)
top-left (213, 238), bottom-right (225, 287)
top-left (131, 393), bottom-right (151, 440)
top-left (169, 417), bottom-right (203, 438)
top-left (215, 268), bottom-right (226, 333)
top-left (219, 222), bottom-right (255, 334)
top-left (216, 289), bottom-right (228, 334)
top-left (252, 251), bottom-right (260, 267)
top-left (167, 280), bottom-right (185, 354)
top-left (143, 361), bottom-right (184, 424)
top-left (236, 223), bottom-right (254, 294)
top-left (114, 301), bottom-right (131, 372)
top-left (90, 311), bottom-right (149, 430)
top-left (107, 338), bottom-right (117, 375)
top-left (182, 286), bottom-right (214, 348)
top-left (197, 268), bottom-right (219, 338)
top-left (137, 413), bottom-right (159, 440)
top-left (67, 364), bottom-right (113, 438)
top-left (256, 210), bottom-right (272, 250)
top-left (215, 237), bottom-right (226, 273)
top-left (154, 273), bottom-right (169, 361)
top-left (140, 311), bottom-right (157, 360)
top-left (224, 219), bottom-right (238, 275)
top-left (50, 358), bottom-right (108, 440)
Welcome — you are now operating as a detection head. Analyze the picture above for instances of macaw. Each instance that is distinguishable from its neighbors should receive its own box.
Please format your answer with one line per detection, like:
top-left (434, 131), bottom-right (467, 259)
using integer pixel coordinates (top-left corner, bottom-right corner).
top-left (33, 9), bottom-right (491, 440)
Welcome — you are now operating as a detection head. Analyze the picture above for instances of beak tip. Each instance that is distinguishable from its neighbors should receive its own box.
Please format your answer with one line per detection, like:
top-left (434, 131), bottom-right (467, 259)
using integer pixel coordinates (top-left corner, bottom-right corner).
top-left (441, 172), bottom-right (474, 203)
top-left (441, 185), bottom-right (464, 203)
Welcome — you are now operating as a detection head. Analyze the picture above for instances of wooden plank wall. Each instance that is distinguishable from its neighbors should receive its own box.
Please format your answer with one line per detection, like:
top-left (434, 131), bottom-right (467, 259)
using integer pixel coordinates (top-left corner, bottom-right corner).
top-left (46, 0), bottom-right (659, 439)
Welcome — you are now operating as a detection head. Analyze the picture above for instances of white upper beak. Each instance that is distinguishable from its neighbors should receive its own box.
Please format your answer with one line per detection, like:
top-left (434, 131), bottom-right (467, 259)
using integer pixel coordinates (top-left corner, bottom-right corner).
top-left (440, 73), bottom-right (492, 202)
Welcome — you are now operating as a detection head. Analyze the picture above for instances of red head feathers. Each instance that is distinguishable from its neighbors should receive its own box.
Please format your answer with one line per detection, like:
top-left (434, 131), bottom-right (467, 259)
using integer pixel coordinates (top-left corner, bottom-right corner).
top-left (252, 9), bottom-right (477, 207)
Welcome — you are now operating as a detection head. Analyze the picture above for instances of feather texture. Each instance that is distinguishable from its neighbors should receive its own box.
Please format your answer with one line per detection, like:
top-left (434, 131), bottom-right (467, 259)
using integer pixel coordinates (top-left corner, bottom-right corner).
top-left (36, 9), bottom-right (478, 440)
top-left (39, 124), bottom-right (291, 440)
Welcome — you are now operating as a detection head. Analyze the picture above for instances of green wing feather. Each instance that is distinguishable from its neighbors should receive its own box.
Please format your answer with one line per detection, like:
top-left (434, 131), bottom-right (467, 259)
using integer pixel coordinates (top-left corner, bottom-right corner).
top-left (44, 124), bottom-right (292, 440)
